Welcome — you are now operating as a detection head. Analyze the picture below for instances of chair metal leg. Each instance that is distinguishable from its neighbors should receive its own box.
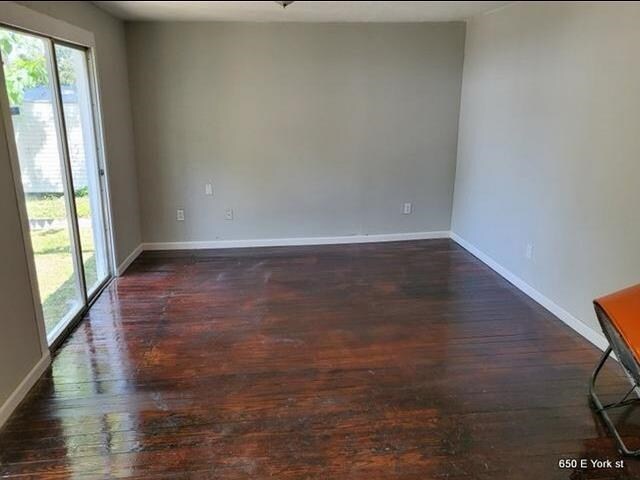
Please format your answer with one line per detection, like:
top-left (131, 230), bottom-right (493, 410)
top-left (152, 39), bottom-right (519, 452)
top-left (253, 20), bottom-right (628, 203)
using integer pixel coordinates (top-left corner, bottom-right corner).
top-left (590, 346), bottom-right (640, 456)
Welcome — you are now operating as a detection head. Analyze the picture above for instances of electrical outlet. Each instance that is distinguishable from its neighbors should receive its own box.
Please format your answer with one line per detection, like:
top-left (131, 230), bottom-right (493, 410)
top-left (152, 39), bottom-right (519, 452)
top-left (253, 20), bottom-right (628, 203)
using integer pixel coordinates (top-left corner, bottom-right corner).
top-left (176, 209), bottom-right (185, 221)
top-left (205, 183), bottom-right (213, 196)
top-left (225, 208), bottom-right (233, 220)
top-left (525, 243), bottom-right (534, 260)
top-left (403, 202), bottom-right (412, 215)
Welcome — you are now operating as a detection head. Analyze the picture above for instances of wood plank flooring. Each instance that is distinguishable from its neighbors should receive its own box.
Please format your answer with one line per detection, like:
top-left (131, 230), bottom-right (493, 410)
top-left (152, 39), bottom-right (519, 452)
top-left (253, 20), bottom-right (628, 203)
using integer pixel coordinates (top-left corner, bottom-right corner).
top-left (1, 239), bottom-right (639, 479)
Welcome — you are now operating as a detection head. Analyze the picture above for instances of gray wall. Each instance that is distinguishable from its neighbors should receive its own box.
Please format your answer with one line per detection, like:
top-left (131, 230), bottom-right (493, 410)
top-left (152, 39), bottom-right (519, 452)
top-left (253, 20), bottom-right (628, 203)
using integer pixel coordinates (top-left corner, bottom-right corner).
top-left (0, 116), bottom-right (42, 408)
top-left (452, 1), bottom-right (640, 332)
top-left (126, 22), bottom-right (465, 243)
top-left (18, 1), bottom-right (142, 265)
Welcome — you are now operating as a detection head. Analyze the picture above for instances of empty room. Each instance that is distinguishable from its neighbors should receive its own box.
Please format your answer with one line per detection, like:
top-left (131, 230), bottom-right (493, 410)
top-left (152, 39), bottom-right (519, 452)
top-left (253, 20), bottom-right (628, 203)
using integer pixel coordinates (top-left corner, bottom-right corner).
top-left (1, 1), bottom-right (639, 478)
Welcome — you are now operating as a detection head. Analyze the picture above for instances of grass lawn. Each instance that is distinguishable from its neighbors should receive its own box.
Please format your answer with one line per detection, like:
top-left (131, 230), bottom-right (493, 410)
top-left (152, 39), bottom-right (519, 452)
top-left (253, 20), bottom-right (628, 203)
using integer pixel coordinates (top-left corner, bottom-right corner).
top-left (27, 195), bottom-right (98, 334)
top-left (26, 194), bottom-right (90, 219)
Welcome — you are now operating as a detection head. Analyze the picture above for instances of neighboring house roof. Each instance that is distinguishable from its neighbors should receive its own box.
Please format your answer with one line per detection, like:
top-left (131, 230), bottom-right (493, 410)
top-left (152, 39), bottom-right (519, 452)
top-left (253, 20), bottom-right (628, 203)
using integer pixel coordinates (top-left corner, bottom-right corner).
top-left (23, 85), bottom-right (77, 103)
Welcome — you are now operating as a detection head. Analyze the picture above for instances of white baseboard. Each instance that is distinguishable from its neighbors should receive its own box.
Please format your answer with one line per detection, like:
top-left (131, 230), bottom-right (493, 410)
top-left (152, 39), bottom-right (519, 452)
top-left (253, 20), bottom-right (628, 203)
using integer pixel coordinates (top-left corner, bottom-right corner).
top-left (0, 352), bottom-right (50, 429)
top-left (143, 230), bottom-right (451, 251)
top-left (450, 232), bottom-right (608, 351)
top-left (116, 243), bottom-right (143, 276)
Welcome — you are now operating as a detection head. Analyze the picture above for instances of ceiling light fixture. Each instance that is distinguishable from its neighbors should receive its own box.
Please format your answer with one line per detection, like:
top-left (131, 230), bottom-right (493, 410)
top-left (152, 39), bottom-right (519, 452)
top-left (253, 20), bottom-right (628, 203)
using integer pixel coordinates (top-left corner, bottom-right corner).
top-left (275, 1), bottom-right (295, 8)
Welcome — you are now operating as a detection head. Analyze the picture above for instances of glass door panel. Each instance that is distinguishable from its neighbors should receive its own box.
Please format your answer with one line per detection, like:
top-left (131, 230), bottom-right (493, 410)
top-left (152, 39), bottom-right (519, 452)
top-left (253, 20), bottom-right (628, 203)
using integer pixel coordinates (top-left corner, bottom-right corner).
top-left (1, 25), bottom-right (112, 347)
top-left (54, 43), bottom-right (109, 296)
top-left (0, 28), bottom-right (84, 337)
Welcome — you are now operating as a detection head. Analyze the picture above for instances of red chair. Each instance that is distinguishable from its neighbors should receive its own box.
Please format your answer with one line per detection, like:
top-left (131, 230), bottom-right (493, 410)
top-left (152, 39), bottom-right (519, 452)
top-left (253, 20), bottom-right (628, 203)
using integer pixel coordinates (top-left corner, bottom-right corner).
top-left (590, 284), bottom-right (640, 456)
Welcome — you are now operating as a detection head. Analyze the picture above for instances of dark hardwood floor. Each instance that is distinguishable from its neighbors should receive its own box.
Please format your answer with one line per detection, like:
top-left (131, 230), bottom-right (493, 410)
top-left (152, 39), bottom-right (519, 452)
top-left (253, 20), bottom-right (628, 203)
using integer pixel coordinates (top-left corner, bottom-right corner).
top-left (1, 239), bottom-right (639, 479)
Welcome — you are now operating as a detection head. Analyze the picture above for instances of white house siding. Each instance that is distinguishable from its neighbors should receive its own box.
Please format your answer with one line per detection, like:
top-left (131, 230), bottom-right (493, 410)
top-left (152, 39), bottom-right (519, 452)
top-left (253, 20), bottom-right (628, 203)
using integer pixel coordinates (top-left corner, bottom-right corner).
top-left (13, 101), bottom-right (88, 194)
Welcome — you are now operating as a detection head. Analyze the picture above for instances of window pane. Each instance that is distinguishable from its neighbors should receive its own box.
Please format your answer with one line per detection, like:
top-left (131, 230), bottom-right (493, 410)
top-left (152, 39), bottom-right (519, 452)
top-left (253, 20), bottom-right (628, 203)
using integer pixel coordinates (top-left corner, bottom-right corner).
top-left (54, 44), bottom-right (109, 295)
top-left (0, 28), bottom-right (83, 336)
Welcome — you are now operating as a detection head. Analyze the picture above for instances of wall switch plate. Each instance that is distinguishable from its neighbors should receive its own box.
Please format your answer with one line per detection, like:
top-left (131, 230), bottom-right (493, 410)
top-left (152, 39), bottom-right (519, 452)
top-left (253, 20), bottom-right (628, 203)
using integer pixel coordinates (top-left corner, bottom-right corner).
top-left (525, 243), bottom-right (534, 260)
top-left (176, 209), bottom-right (185, 221)
top-left (403, 202), bottom-right (412, 215)
top-left (205, 183), bottom-right (213, 196)
top-left (225, 208), bottom-right (233, 220)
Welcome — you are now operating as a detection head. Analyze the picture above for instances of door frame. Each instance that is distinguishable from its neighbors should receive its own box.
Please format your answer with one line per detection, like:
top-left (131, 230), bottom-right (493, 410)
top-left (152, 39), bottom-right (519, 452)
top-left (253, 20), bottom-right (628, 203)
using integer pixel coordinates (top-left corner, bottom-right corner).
top-left (0, 3), bottom-right (116, 352)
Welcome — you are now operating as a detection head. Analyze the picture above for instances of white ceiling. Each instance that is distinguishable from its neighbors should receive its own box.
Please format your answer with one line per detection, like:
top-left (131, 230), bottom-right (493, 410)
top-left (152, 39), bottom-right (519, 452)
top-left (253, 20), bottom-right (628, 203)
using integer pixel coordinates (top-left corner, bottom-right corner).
top-left (93, 1), bottom-right (511, 22)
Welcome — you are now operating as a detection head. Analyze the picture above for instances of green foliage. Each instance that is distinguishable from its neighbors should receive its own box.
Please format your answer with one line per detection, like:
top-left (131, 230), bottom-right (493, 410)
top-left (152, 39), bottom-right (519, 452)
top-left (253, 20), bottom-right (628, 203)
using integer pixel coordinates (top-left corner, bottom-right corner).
top-left (0, 29), bottom-right (76, 106)
top-left (26, 194), bottom-right (90, 219)
top-left (75, 186), bottom-right (89, 197)
top-left (0, 30), bottom-right (46, 105)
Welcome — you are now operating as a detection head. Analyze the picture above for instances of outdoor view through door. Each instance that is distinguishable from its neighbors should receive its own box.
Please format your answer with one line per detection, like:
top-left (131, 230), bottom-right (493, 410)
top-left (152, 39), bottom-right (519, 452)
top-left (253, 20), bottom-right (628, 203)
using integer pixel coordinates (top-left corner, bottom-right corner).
top-left (0, 27), bottom-right (110, 345)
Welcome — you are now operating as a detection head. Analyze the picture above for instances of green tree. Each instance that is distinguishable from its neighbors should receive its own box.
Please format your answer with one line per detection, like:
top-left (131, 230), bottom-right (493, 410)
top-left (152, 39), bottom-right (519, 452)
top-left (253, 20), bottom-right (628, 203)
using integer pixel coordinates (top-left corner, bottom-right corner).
top-left (0, 29), bottom-right (75, 107)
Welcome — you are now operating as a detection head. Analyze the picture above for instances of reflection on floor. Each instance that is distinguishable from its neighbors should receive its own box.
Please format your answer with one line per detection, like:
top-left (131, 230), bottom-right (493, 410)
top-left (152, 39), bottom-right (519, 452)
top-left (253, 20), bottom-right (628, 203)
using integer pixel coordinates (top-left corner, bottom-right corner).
top-left (1, 239), bottom-right (639, 479)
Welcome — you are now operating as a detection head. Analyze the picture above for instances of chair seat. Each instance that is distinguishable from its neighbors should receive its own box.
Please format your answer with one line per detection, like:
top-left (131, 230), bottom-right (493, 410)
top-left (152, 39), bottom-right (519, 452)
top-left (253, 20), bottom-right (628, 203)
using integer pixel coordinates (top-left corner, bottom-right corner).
top-left (595, 284), bottom-right (640, 364)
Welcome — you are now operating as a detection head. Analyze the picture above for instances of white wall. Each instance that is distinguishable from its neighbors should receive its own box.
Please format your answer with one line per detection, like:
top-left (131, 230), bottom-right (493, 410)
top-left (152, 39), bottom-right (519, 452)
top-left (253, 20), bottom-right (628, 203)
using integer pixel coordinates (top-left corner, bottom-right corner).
top-left (126, 22), bottom-right (465, 244)
top-left (452, 1), bottom-right (640, 333)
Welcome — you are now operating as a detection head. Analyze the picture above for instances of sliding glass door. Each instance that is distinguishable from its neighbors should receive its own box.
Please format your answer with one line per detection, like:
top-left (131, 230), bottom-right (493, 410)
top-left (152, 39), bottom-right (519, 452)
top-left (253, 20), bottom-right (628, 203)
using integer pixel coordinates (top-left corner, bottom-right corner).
top-left (0, 26), bottom-right (111, 345)
top-left (54, 43), bottom-right (109, 296)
